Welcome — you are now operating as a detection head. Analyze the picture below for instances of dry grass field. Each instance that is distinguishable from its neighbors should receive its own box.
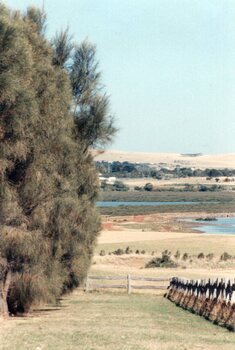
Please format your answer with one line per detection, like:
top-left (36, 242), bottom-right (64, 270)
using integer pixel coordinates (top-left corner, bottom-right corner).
top-left (1, 291), bottom-right (235, 350)
top-left (122, 176), bottom-right (235, 190)
top-left (93, 212), bottom-right (235, 281)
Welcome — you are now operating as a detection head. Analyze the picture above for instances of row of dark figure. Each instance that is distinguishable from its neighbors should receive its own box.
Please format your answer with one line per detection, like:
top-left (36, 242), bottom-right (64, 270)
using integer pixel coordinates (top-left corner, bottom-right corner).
top-left (168, 277), bottom-right (235, 302)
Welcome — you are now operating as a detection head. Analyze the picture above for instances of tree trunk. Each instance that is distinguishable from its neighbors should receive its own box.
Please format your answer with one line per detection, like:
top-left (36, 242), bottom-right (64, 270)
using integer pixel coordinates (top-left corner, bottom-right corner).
top-left (0, 268), bottom-right (11, 317)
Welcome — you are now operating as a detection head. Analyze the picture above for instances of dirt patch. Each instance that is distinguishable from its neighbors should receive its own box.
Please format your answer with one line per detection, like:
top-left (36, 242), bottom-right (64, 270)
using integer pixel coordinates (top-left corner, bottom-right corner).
top-left (133, 215), bottom-right (145, 223)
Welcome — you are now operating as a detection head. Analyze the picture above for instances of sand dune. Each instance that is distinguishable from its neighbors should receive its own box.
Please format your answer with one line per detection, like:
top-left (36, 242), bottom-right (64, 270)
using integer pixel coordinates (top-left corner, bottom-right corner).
top-left (98, 229), bottom-right (196, 244)
top-left (94, 150), bottom-right (235, 169)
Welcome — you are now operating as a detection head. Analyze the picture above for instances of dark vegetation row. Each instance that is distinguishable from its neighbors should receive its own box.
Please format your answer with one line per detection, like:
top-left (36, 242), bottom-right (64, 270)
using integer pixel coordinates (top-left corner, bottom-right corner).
top-left (146, 250), bottom-right (235, 268)
top-left (101, 180), bottom-right (232, 192)
top-left (98, 247), bottom-right (235, 268)
top-left (99, 191), bottom-right (235, 215)
top-left (96, 161), bottom-right (235, 179)
top-left (100, 190), bottom-right (235, 202)
top-left (99, 203), bottom-right (235, 216)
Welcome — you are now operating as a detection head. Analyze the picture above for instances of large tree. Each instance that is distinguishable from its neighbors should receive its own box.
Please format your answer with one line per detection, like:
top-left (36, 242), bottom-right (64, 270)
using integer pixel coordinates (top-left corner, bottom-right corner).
top-left (0, 5), bottom-right (116, 315)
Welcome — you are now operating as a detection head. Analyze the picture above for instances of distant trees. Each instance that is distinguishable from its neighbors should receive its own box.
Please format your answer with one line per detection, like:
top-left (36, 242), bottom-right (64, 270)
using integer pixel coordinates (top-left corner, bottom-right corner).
top-left (112, 181), bottom-right (129, 191)
top-left (96, 161), bottom-right (235, 180)
top-left (101, 180), bottom-right (129, 191)
top-left (0, 5), bottom-right (116, 315)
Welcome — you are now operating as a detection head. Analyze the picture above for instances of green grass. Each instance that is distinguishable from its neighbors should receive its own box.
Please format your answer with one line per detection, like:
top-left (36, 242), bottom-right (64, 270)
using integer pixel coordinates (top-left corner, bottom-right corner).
top-left (99, 190), bottom-right (235, 215)
top-left (1, 291), bottom-right (234, 350)
top-left (100, 190), bottom-right (235, 202)
top-left (99, 203), bottom-right (235, 216)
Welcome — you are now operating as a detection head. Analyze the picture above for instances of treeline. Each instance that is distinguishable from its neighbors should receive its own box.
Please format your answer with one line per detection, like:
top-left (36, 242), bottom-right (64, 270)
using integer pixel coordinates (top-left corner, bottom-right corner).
top-left (0, 5), bottom-right (115, 315)
top-left (96, 161), bottom-right (235, 179)
top-left (101, 181), bottom-right (224, 193)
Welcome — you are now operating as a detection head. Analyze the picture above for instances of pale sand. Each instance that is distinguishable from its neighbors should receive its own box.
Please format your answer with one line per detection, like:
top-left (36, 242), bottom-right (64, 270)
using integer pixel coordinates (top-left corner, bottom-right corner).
top-left (122, 176), bottom-right (235, 188)
top-left (98, 229), bottom-right (197, 244)
top-left (94, 150), bottom-right (235, 169)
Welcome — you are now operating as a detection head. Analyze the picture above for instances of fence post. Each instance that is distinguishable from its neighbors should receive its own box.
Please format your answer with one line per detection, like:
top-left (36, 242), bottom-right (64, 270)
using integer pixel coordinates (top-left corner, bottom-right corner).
top-left (85, 277), bottom-right (89, 292)
top-left (127, 274), bottom-right (131, 294)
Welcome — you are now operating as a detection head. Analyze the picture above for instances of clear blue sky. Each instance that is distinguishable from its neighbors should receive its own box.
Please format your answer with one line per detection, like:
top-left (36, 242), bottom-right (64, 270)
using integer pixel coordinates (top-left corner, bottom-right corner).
top-left (5, 0), bottom-right (235, 154)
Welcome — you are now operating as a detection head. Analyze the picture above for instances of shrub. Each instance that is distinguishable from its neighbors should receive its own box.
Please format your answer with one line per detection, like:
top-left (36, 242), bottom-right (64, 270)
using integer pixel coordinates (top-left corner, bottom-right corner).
top-left (174, 250), bottom-right (181, 259)
top-left (195, 217), bottom-right (217, 222)
top-left (100, 181), bottom-right (109, 190)
top-left (112, 249), bottom-right (124, 255)
top-left (146, 250), bottom-right (178, 268)
top-left (198, 185), bottom-right (221, 192)
top-left (220, 252), bottom-right (232, 261)
top-left (206, 253), bottom-right (214, 260)
top-left (99, 250), bottom-right (106, 256)
top-left (144, 183), bottom-right (154, 191)
top-left (197, 252), bottom-right (205, 259)
top-left (112, 181), bottom-right (129, 191)
top-left (182, 253), bottom-right (189, 261)
top-left (199, 185), bottom-right (208, 192)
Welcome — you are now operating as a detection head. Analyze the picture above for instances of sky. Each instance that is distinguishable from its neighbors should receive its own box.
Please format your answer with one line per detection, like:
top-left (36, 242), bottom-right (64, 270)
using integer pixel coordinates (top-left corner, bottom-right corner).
top-left (4, 0), bottom-right (235, 154)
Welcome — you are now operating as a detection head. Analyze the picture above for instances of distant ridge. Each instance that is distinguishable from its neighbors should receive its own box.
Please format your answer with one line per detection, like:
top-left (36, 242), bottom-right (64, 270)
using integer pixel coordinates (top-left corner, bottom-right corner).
top-left (94, 150), bottom-right (235, 169)
top-left (180, 153), bottom-right (202, 157)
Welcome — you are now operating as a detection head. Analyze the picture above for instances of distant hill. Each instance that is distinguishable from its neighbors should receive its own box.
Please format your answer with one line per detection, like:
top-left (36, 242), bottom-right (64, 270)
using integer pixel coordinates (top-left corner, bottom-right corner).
top-left (93, 150), bottom-right (235, 169)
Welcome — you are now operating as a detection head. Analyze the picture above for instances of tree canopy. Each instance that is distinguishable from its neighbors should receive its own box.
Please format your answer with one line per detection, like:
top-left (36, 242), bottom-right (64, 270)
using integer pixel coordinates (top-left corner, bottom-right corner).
top-left (0, 4), bottom-right (116, 315)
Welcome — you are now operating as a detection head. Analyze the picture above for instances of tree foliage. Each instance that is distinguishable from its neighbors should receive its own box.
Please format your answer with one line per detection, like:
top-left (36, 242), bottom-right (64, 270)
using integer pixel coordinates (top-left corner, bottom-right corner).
top-left (0, 4), bottom-right (116, 314)
top-left (53, 34), bottom-right (117, 151)
top-left (52, 28), bottom-right (73, 68)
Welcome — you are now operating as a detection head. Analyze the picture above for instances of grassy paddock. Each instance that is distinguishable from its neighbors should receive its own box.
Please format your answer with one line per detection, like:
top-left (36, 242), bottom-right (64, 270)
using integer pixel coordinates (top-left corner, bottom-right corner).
top-left (1, 291), bottom-right (234, 350)
top-left (96, 234), bottom-right (235, 257)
